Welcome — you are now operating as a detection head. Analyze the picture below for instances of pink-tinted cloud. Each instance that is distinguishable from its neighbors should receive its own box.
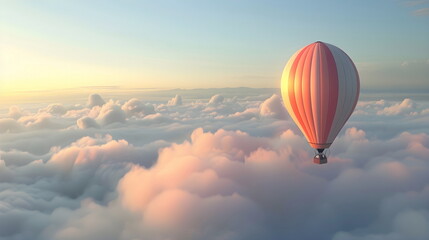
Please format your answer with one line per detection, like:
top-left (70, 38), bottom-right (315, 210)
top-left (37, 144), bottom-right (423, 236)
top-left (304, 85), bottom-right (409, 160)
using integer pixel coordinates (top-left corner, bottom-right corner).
top-left (259, 94), bottom-right (288, 119)
top-left (377, 98), bottom-right (415, 115)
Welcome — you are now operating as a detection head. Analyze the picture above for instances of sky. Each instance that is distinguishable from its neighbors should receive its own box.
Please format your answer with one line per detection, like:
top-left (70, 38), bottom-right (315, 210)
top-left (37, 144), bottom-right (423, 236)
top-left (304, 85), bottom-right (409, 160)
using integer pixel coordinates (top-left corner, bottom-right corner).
top-left (1, 0), bottom-right (429, 99)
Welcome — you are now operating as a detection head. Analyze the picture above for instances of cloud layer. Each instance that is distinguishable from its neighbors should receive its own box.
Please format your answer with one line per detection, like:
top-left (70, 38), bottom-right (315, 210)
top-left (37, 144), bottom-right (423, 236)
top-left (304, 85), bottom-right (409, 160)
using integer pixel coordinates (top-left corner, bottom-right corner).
top-left (1, 90), bottom-right (429, 240)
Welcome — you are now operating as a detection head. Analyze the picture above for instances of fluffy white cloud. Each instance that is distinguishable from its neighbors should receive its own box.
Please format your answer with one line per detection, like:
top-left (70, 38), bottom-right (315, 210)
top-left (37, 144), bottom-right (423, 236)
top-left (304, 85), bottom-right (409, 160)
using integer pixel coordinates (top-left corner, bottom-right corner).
top-left (0, 90), bottom-right (429, 240)
top-left (77, 117), bottom-right (100, 129)
top-left (167, 95), bottom-right (183, 106)
top-left (259, 94), bottom-right (288, 119)
top-left (122, 98), bottom-right (155, 117)
top-left (96, 101), bottom-right (126, 125)
top-left (8, 106), bottom-right (27, 119)
top-left (42, 104), bottom-right (67, 115)
top-left (52, 127), bottom-right (429, 240)
top-left (88, 94), bottom-right (106, 107)
top-left (377, 98), bottom-right (415, 115)
top-left (208, 94), bottom-right (224, 105)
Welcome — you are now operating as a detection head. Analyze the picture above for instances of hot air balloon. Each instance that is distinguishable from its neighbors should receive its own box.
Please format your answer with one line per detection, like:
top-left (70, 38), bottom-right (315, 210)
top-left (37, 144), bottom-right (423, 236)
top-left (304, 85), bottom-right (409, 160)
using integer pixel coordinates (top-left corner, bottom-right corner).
top-left (281, 41), bottom-right (360, 164)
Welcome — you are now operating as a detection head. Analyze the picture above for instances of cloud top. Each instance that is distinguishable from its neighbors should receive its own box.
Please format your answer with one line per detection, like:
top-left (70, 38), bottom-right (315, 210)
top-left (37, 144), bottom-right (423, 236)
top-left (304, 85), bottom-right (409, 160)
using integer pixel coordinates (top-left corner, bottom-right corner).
top-left (88, 94), bottom-right (106, 107)
top-left (167, 95), bottom-right (183, 106)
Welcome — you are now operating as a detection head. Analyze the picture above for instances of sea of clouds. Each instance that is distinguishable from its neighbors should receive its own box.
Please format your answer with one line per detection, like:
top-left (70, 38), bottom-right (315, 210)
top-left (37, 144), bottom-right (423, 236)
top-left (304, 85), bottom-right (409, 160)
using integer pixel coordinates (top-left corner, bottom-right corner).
top-left (1, 89), bottom-right (429, 240)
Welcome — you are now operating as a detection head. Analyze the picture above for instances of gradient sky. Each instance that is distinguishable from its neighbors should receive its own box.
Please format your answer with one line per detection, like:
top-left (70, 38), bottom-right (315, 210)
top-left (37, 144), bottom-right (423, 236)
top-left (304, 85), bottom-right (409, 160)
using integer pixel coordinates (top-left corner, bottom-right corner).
top-left (1, 0), bottom-right (428, 95)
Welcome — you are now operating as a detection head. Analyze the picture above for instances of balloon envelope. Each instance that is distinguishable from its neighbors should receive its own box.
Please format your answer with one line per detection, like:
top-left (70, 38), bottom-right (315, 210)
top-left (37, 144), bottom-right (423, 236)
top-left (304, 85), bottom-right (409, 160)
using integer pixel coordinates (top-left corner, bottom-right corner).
top-left (281, 41), bottom-right (360, 150)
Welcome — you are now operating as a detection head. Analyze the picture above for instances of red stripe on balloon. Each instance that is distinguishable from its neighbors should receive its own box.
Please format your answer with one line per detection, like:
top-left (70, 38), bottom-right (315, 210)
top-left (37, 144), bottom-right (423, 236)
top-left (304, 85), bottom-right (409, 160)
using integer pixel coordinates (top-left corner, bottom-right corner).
top-left (319, 42), bottom-right (339, 143)
top-left (301, 43), bottom-right (317, 143)
top-left (288, 44), bottom-right (313, 140)
top-left (317, 44), bottom-right (328, 142)
top-left (296, 44), bottom-right (315, 142)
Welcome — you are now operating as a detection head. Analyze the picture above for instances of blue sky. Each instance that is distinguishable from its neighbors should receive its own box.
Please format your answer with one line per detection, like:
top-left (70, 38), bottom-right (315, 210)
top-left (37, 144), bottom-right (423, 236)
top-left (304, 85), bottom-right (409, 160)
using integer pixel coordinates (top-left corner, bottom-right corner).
top-left (1, 0), bottom-right (428, 93)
